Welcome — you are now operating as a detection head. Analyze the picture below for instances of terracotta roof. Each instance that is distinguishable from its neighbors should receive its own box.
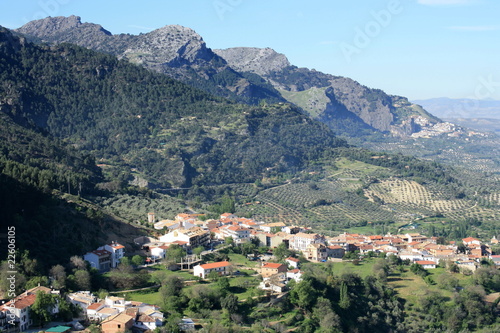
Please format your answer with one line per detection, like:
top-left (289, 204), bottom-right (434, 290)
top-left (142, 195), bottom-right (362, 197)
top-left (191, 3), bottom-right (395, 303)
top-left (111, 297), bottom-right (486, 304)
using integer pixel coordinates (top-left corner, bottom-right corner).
top-left (369, 235), bottom-right (383, 240)
top-left (138, 314), bottom-right (156, 322)
top-left (288, 269), bottom-right (301, 273)
top-left (102, 312), bottom-right (134, 324)
top-left (87, 303), bottom-right (103, 310)
top-left (463, 237), bottom-right (480, 243)
top-left (415, 260), bottom-right (436, 265)
top-left (262, 262), bottom-right (286, 269)
top-left (125, 307), bottom-right (138, 317)
top-left (98, 308), bottom-right (119, 315)
top-left (286, 257), bottom-right (300, 262)
top-left (5, 294), bottom-right (36, 309)
top-left (200, 261), bottom-right (231, 269)
top-left (25, 286), bottom-right (52, 295)
top-left (227, 226), bottom-right (247, 232)
top-left (109, 243), bottom-right (125, 250)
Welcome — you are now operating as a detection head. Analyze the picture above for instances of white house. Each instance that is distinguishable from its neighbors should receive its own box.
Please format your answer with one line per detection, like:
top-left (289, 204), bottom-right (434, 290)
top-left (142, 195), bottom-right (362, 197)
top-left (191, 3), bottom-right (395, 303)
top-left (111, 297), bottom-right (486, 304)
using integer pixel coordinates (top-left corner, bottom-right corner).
top-left (103, 242), bottom-right (125, 268)
top-left (260, 222), bottom-right (286, 233)
top-left (0, 286), bottom-right (58, 331)
top-left (462, 237), bottom-right (481, 247)
top-left (415, 260), bottom-right (437, 269)
top-left (285, 257), bottom-right (300, 269)
top-left (135, 314), bottom-right (162, 330)
top-left (104, 296), bottom-right (130, 311)
top-left (289, 232), bottom-right (326, 252)
top-left (397, 251), bottom-right (424, 262)
top-left (223, 225), bottom-right (251, 244)
top-left (258, 275), bottom-right (287, 294)
top-left (86, 303), bottom-right (105, 321)
top-left (193, 261), bottom-right (232, 279)
top-left (160, 227), bottom-right (210, 248)
top-left (67, 291), bottom-right (96, 310)
top-left (286, 269), bottom-right (303, 282)
top-left (150, 245), bottom-right (169, 259)
top-left (0, 293), bottom-right (36, 331)
top-left (84, 249), bottom-right (112, 272)
top-left (95, 307), bottom-right (120, 321)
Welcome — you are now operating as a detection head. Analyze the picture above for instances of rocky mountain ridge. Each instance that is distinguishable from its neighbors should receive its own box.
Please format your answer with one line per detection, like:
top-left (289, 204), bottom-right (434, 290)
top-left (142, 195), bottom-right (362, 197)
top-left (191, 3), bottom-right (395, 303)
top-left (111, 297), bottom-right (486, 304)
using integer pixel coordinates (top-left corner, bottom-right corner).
top-left (16, 16), bottom-right (284, 105)
top-left (17, 16), bottom-right (448, 138)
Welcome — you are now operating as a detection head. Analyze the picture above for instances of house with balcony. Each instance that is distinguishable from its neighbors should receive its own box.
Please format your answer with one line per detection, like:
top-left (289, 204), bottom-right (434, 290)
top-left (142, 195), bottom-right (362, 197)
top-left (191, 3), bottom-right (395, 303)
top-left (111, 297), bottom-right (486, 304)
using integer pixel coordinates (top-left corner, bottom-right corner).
top-left (84, 249), bottom-right (112, 272)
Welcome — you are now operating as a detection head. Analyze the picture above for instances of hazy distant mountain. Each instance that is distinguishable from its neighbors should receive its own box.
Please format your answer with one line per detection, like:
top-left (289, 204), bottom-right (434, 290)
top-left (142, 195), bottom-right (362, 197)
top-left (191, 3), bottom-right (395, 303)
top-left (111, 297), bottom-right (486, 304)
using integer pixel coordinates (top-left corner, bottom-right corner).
top-left (412, 98), bottom-right (500, 120)
top-left (17, 16), bottom-right (440, 138)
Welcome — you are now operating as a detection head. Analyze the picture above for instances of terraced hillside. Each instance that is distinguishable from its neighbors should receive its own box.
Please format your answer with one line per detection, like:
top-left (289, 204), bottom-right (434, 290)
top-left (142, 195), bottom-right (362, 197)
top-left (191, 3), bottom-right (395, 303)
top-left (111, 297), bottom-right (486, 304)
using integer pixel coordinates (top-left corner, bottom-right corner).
top-left (235, 156), bottom-right (500, 233)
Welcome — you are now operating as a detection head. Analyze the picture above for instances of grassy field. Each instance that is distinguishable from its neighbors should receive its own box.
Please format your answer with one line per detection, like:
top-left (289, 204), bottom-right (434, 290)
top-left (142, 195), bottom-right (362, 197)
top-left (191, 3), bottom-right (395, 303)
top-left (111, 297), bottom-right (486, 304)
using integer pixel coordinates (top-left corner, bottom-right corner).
top-left (328, 258), bottom-right (378, 278)
top-left (227, 253), bottom-right (259, 269)
top-left (125, 289), bottom-right (161, 305)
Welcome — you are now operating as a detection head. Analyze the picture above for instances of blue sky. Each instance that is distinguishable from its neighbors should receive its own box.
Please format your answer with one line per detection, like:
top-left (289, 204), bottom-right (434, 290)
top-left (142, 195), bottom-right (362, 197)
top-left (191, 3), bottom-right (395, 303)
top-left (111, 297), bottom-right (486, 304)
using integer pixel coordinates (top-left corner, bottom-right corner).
top-left (1, 0), bottom-right (499, 100)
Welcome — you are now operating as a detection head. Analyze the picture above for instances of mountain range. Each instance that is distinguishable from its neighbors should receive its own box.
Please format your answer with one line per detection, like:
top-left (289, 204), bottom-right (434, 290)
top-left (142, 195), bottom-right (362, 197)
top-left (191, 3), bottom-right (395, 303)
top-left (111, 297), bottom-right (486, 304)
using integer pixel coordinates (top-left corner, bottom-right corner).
top-left (16, 15), bottom-right (440, 138)
top-left (2, 17), bottom-right (500, 267)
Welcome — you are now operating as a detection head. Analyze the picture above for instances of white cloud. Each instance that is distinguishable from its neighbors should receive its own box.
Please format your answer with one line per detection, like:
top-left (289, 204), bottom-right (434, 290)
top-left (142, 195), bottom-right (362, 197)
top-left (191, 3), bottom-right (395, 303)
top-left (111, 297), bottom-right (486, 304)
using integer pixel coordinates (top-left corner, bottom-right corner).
top-left (448, 25), bottom-right (500, 31)
top-left (417, 0), bottom-right (476, 5)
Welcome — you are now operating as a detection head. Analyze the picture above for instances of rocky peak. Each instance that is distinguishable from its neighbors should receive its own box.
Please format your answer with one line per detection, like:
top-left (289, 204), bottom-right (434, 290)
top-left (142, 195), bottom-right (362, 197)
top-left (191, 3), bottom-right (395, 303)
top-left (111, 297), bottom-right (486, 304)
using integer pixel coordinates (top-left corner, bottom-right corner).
top-left (124, 24), bottom-right (214, 65)
top-left (16, 15), bottom-right (111, 39)
top-left (214, 47), bottom-right (290, 76)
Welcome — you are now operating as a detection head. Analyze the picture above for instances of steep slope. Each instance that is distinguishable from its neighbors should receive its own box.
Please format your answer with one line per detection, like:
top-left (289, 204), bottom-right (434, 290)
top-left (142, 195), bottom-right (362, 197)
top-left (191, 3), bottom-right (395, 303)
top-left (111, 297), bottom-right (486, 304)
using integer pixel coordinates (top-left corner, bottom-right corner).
top-left (0, 26), bottom-right (347, 190)
top-left (216, 47), bottom-right (440, 137)
top-left (0, 109), bottom-right (144, 269)
top-left (15, 16), bottom-right (285, 105)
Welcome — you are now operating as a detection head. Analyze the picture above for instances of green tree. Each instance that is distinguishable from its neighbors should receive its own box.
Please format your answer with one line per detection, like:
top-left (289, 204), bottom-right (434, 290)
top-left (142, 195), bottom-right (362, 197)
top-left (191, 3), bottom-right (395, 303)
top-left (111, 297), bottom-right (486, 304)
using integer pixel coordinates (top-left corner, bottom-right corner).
top-left (289, 279), bottom-right (317, 313)
top-left (30, 291), bottom-right (56, 327)
top-left (221, 294), bottom-right (239, 314)
top-left (131, 255), bottom-right (144, 266)
top-left (193, 246), bottom-right (205, 256)
top-left (224, 237), bottom-right (234, 246)
top-left (208, 270), bottom-right (220, 282)
top-left (217, 276), bottom-right (231, 293)
top-left (164, 244), bottom-right (187, 265)
top-left (159, 275), bottom-right (184, 299)
top-left (73, 269), bottom-right (91, 290)
top-left (339, 281), bottom-right (351, 310)
top-left (274, 242), bottom-right (291, 262)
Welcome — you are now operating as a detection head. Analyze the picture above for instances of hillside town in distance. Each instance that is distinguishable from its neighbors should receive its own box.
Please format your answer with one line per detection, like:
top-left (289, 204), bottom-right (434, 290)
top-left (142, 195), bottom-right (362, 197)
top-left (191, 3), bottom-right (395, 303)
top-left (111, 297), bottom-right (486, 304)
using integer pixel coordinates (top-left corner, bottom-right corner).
top-left (1, 211), bottom-right (499, 333)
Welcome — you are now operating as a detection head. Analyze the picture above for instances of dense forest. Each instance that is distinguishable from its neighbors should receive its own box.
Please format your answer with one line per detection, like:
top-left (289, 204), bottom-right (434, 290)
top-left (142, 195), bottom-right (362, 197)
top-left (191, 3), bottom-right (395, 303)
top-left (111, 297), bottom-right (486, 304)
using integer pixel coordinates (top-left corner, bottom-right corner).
top-left (0, 27), bottom-right (347, 189)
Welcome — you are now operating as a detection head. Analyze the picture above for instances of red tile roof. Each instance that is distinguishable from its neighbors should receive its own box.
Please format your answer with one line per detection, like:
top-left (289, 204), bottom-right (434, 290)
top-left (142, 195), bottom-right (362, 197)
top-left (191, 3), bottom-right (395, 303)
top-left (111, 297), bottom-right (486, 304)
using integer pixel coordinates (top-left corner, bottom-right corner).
top-left (262, 262), bottom-right (286, 269)
top-left (462, 237), bottom-right (480, 243)
top-left (87, 303), bottom-right (104, 310)
top-left (200, 261), bottom-right (231, 269)
top-left (415, 260), bottom-right (436, 265)
top-left (4, 294), bottom-right (37, 310)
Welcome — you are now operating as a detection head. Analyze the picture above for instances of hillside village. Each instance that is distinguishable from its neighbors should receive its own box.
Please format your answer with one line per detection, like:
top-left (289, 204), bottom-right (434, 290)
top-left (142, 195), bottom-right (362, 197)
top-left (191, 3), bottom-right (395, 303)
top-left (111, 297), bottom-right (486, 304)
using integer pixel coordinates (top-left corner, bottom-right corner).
top-left (2, 212), bottom-right (500, 333)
